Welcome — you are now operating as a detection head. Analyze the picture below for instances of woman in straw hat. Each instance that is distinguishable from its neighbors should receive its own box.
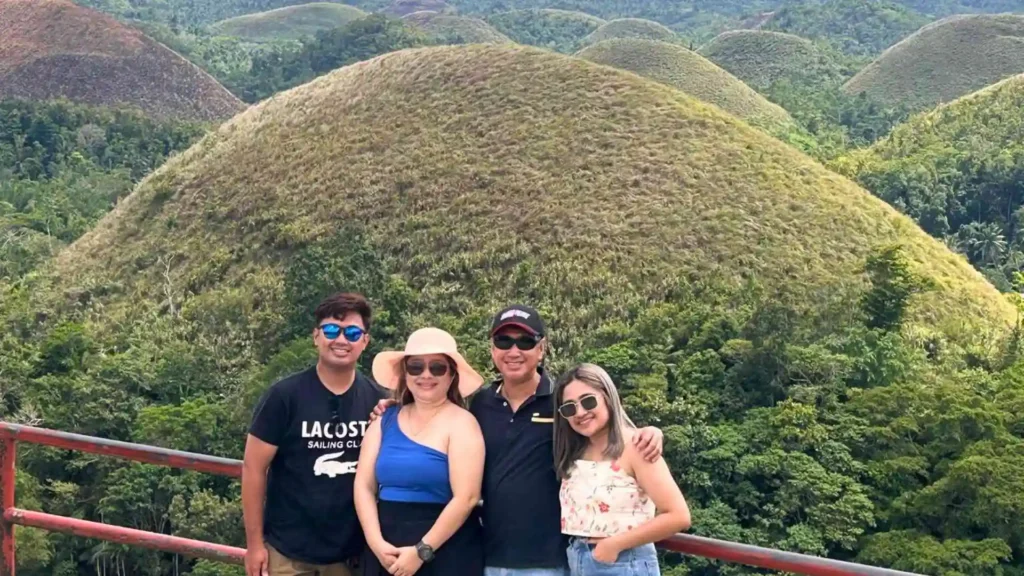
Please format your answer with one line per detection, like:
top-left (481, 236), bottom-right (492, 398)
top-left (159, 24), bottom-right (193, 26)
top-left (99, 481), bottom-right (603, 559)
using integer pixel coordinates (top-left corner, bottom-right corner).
top-left (354, 327), bottom-right (486, 576)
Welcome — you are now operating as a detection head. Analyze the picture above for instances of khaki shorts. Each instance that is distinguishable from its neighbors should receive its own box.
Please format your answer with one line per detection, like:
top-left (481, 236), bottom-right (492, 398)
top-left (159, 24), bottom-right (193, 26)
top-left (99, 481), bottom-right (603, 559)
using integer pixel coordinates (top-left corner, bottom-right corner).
top-left (266, 543), bottom-right (354, 576)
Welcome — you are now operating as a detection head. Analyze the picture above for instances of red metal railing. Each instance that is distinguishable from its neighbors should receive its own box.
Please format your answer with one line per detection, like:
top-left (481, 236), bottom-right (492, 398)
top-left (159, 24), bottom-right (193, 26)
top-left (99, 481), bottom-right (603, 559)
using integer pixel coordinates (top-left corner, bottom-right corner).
top-left (0, 422), bottom-right (921, 576)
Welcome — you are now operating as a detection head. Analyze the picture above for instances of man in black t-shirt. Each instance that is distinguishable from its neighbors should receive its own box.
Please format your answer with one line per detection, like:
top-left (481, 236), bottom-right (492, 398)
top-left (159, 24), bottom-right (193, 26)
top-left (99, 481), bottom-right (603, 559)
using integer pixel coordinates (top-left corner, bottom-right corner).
top-left (242, 292), bottom-right (389, 576)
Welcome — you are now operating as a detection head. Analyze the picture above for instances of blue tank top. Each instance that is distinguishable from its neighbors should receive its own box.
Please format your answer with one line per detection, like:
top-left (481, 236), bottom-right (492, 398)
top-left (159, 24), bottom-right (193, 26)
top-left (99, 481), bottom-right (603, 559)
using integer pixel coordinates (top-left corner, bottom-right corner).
top-left (375, 405), bottom-right (452, 504)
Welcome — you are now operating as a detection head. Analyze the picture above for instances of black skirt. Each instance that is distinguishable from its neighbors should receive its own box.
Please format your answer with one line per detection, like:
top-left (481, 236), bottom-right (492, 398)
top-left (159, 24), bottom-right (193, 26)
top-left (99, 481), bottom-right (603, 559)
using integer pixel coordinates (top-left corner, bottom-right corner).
top-left (361, 499), bottom-right (484, 576)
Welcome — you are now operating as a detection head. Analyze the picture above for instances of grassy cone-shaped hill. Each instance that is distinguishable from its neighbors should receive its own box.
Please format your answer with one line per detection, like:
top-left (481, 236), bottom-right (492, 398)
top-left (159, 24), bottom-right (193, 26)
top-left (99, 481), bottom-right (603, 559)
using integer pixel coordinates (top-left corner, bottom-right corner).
top-left (209, 3), bottom-right (369, 42)
top-left (47, 44), bottom-right (1014, 364)
top-left (403, 12), bottom-right (511, 43)
top-left (699, 30), bottom-right (844, 90)
top-left (843, 14), bottom-right (1024, 112)
top-left (576, 39), bottom-right (797, 134)
top-left (579, 18), bottom-right (677, 46)
top-left (0, 0), bottom-right (244, 122)
top-left (382, 0), bottom-right (451, 18)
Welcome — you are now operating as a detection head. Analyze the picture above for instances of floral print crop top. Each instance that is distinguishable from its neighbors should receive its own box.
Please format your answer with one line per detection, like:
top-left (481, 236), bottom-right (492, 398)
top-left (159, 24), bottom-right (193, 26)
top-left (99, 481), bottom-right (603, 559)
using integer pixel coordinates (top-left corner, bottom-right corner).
top-left (559, 459), bottom-right (655, 538)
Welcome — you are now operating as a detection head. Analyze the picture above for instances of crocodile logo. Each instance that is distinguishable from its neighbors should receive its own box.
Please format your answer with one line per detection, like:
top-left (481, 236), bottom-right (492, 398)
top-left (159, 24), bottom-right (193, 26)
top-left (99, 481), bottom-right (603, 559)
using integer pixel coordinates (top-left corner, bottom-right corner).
top-left (313, 451), bottom-right (357, 478)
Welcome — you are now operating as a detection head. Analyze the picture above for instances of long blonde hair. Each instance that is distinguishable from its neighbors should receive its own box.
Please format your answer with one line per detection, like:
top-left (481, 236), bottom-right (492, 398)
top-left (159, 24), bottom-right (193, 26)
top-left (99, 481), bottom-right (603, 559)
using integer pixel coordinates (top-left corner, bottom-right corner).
top-left (553, 363), bottom-right (635, 480)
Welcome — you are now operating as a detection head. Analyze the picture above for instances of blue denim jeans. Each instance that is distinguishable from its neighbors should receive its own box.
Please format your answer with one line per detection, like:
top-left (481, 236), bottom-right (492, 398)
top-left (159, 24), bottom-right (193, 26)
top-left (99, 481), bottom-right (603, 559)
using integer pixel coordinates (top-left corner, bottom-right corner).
top-left (484, 567), bottom-right (570, 576)
top-left (566, 537), bottom-right (659, 576)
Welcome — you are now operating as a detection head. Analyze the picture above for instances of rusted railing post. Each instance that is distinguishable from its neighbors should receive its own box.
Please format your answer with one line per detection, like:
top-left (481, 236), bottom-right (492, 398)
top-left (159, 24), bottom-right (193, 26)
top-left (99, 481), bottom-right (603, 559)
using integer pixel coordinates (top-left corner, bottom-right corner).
top-left (0, 438), bottom-right (16, 576)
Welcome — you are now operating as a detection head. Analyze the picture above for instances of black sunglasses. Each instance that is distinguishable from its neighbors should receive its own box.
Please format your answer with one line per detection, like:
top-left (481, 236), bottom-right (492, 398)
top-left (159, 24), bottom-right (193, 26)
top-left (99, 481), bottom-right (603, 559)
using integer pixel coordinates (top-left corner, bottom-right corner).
top-left (558, 393), bottom-right (599, 418)
top-left (493, 333), bottom-right (539, 351)
top-left (329, 395), bottom-right (342, 425)
top-left (406, 359), bottom-right (450, 377)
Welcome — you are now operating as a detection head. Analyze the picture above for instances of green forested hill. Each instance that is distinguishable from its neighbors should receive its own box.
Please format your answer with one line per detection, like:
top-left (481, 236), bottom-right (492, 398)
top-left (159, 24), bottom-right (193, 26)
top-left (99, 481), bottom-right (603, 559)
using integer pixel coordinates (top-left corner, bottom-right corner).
top-left (896, 0), bottom-right (1024, 15)
top-left (763, 0), bottom-right (929, 56)
top-left (222, 14), bottom-right (435, 102)
top-left (834, 73), bottom-right (1024, 292)
top-left (0, 98), bottom-right (207, 283)
top-left (71, 0), bottom-right (764, 34)
top-left (486, 9), bottom-right (605, 53)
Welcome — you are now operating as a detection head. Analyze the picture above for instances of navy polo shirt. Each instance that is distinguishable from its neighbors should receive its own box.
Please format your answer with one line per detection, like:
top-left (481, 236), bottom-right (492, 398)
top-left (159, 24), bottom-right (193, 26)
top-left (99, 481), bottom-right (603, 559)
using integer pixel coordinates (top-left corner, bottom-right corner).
top-left (469, 370), bottom-right (568, 569)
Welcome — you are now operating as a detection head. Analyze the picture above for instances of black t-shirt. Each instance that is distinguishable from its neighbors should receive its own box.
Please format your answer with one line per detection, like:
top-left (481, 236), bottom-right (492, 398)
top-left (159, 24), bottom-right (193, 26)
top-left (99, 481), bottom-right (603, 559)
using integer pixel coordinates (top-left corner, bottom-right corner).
top-left (249, 366), bottom-right (388, 564)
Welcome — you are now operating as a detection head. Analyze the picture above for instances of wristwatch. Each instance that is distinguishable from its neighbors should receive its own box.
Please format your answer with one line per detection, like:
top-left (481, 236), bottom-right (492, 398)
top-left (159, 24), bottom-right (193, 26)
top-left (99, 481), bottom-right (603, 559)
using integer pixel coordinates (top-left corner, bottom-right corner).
top-left (415, 541), bottom-right (435, 562)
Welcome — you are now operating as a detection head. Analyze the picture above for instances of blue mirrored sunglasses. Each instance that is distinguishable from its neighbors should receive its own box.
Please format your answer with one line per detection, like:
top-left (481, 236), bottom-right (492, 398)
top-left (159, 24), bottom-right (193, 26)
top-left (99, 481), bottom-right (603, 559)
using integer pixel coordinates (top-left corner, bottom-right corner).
top-left (319, 323), bottom-right (365, 342)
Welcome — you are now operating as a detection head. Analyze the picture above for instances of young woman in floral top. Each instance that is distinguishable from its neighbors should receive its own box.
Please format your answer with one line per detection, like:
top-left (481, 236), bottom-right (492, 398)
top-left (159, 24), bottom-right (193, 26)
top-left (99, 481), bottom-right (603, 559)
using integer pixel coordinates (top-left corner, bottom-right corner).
top-left (553, 364), bottom-right (691, 575)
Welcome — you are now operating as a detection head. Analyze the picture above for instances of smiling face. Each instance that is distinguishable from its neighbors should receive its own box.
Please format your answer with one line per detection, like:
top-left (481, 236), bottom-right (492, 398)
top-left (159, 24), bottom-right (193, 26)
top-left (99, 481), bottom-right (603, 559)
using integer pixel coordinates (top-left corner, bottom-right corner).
top-left (490, 327), bottom-right (544, 383)
top-left (313, 311), bottom-right (369, 370)
top-left (402, 353), bottom-right (456, 405)
top-left (560, 379), bottom-right (610, 438)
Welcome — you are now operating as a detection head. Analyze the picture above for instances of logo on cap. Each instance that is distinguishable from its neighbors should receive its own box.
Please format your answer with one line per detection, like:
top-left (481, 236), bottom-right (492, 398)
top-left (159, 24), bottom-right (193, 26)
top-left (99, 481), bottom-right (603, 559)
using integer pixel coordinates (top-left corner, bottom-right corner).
top-left (501, 309), bottom-right (531, 321)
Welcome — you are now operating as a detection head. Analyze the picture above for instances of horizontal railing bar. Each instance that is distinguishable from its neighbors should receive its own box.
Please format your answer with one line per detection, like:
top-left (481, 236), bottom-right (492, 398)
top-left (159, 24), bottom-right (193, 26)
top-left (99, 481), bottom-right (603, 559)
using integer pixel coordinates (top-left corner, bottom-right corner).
top-left (0, 423), bottom-right (241, 477)
top-left (658, 533), bottom-right (920, 576)
top-left (4, 508), bottom-right (245, 564)
top-left (0, 422), bottom-right (924, 575)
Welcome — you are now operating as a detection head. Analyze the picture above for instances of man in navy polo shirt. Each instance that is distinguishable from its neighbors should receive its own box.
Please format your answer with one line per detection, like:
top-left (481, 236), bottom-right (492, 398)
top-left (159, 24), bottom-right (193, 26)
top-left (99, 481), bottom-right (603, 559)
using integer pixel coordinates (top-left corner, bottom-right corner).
top-left (471, 305), bottom-right (665, 576)
top-left (369, 304), bottom-right (665, 575)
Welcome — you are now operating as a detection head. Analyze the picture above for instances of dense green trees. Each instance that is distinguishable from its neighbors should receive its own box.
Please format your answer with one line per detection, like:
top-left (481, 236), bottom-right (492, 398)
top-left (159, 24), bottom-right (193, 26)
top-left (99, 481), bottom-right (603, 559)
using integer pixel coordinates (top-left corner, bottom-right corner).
top-left (485, 9), bottom-right (605, 53)
top-left (5, 233), bottom-right (1024, 575)
top-left (764, 0), bottom-right (928, 56)
top-left (765, 80), bottom-right (912, 159)
top-left (0, 100), bottom-right (206, 281)
top-left (834, 75), bottom-right (1024, 290)
top-left (222, 15), bottom-right (434, 102)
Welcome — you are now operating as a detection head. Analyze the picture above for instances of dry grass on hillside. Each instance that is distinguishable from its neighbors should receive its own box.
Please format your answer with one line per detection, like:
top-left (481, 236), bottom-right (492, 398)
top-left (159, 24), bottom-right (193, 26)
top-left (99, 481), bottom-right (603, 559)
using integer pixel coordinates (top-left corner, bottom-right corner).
top-left (0, 0), bottom-right (243, 122)
top-left (699, 30), bottom-right (843, 89)
top-left (580, 18), bottom-right (678, 46)
top-left (50, 44), bottom-right (1014, 359)
top-left (403, 12), bottom-right (511, 43)
top-left (843, 14), bottom-right (1024, 112)
top-left (209, 3), bottom-right (368, 42)
top-left (577, 38), bottom-right (796, 133)
top-left (383, 0), bottom-right (451, 18)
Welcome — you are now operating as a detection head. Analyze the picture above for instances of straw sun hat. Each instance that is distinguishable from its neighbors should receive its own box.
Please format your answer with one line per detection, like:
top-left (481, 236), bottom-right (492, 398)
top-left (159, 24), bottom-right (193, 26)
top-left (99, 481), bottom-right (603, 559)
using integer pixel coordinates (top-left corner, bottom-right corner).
top-left (371, 327), bottom-right (484, 397)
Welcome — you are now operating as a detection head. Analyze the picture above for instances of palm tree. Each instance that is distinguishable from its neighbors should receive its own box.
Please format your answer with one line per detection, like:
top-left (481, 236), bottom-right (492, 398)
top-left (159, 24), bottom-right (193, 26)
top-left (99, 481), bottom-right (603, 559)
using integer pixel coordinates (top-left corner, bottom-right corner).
top-left (960, 221), bottom-right (1007, 266)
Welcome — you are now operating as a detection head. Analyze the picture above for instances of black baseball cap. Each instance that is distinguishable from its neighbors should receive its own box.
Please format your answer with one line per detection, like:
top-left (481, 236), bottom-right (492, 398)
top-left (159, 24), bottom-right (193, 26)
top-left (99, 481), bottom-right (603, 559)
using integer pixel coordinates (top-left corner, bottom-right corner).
top-left (490, 304), bottom-right (546, 338)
